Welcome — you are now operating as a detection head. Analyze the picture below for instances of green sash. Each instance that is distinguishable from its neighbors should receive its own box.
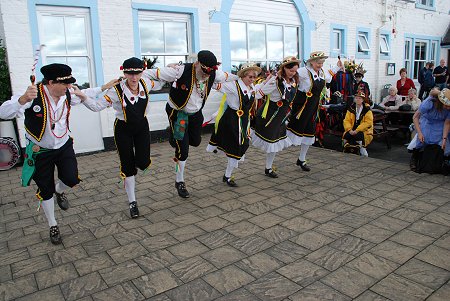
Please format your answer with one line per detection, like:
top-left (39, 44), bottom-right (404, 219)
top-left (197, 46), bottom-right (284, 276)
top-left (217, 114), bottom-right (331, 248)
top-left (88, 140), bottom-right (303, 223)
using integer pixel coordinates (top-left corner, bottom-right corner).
top-left (21, 141), bottom-right (49, 187)
top-left (173, 111), bottom-right (190, 140)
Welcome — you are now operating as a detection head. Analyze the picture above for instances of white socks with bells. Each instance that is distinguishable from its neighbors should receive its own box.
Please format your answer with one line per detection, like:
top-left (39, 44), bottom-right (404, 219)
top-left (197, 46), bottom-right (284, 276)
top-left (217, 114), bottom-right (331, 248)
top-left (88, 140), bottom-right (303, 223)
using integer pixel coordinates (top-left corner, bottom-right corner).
top-left (124, 176), bottom-right (136, 204)
top-left (265, 152), bottom-right (276, 170)
top-left (299, 144), bottom-right (309, 162)
top-left (41, 197), bottom-right (57, 227)
top-left (176, 160), bottom-right (186, 182)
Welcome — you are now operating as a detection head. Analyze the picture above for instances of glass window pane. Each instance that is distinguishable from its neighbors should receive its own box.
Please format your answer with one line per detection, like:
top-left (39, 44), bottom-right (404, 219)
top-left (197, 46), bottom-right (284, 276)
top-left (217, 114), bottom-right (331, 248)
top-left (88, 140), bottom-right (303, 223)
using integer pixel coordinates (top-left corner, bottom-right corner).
top-left (358, 33), bottom-right (369, 51)
top-left (230, 22), bottom-right (247, 60)
top-left (333, 31), bottom-right (341, 51)
top-left (65, 16), bottom-right (87, 55)
top-left (41, 16), bottom-right (66, 55)
top-left (284, 27), bottom-right (298, 58)
top-left (267, 25), bottom-right (283, 60)
top-left (165, 22), bottom-right (188, 53)
top-left (248, 23), bottom-right (266, 60)
top-left (45, 56), bottom-right (67, 65)
top-left (405, 40), bottom-right (410, 60)
top-left (140, 20), bottom-right (164, 53)
top-left (165, 56), bottom-right (186, 65)
top-left (380, 36), bottom-right (389, 53)
top-left (67, 57), bottom-right (90, 88)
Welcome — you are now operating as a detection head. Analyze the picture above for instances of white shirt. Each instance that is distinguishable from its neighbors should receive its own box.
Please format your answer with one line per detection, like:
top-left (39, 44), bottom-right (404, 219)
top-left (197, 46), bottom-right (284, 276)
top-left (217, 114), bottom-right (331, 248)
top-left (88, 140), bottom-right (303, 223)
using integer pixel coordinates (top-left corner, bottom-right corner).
top-left (297, 65), bottom-right (341, 92)
top-left (0, 86), bottom-right (94, 149)
top-left (82, 73), bottom-right (165, 120)
top-left (355, 105), bottom-right (363, 121)
top-left (145, 65), bottom-right (238, 113)
top-left (256, 76), bottom-right (296, 102)
top-left (213, 78), bottom-right (262, 110)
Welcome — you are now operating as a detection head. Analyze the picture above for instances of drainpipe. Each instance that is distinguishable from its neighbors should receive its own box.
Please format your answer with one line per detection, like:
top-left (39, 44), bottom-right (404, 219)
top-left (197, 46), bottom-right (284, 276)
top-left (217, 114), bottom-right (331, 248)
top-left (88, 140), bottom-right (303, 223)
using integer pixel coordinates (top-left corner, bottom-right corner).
top-left (375, 0), bottom-right (389, 104)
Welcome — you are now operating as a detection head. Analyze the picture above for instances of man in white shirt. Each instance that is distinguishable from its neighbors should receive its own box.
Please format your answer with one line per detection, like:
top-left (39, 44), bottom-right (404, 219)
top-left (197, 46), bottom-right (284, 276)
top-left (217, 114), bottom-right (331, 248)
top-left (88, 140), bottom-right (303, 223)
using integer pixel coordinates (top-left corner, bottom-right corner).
top-left (0, 63), bottom-right (100, 244)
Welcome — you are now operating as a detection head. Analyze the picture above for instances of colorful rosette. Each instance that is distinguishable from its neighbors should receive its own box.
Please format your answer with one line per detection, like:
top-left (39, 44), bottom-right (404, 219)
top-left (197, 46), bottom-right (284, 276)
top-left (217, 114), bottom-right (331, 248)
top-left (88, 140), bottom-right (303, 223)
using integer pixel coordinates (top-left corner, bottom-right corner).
top-left (306, 91), bottom-right (313, 98)
top-left (236, 110), bottom-right (244, 117)
top-left (276, 100), bottom-right (283, 107)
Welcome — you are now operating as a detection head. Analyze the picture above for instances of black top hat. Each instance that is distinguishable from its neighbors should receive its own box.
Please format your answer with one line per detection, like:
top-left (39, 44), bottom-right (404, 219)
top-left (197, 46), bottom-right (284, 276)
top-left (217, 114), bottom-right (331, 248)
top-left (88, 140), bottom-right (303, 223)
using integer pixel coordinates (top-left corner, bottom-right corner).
top-left (121, 57), bottom-right (144, 74)
top-left (40, 63), bottom-right (76, 84)
top-left (197, 50), bottom-right (218, 68)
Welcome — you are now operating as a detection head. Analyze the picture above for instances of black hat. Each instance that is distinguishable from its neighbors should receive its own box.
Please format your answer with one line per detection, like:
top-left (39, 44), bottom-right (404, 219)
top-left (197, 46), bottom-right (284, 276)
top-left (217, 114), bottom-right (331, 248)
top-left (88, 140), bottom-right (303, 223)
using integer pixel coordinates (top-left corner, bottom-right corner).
top-left (121, 57), bottom-right (144, 74)
top-left (197, 50), bottom-right (218, 68)
top-left (40, 63), bottom-right (76, 84)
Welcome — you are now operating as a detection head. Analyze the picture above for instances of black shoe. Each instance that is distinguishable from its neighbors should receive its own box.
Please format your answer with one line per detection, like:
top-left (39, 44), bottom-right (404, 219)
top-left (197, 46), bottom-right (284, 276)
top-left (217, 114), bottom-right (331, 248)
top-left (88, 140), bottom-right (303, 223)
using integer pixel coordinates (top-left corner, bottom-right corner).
top-left (265, 168), bottom-right (278, 178)
top-left (223, 175), bottom-right (237, 187)
top-left (175, 182), bottom-right (190, 198)
top-left (129, 201), bottom-right (139, 218)
top-left (49, 225), bottom-right (62, 245)
top-left (55, 192), bottom-right (69, 211)
top-left (409, 150), bottom-right (419, 171)
top-left (296, 159), bottom-right (311, 172)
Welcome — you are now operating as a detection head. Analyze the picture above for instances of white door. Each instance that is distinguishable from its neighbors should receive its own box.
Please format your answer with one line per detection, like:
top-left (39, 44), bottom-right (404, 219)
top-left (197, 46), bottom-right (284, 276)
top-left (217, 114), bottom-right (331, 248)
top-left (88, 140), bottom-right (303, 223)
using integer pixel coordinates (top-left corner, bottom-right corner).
top-left (36, 6), bottom-right (104, 153)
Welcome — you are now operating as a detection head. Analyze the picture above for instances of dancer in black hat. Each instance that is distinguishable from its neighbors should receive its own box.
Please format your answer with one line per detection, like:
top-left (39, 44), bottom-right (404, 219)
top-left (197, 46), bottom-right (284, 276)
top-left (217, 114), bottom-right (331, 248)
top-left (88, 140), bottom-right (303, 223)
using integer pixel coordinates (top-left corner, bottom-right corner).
top-left (83, 57), bottom-right (164, 218)
top-left (0, 63), bottom-right (105, 244)
top-left (146, 50), bottom-right (238, 198)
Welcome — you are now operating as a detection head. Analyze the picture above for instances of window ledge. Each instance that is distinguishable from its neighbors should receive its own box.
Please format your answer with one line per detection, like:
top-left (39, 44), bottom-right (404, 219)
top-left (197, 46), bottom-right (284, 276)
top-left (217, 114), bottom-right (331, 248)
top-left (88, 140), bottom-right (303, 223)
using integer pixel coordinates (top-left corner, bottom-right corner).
top-left (415, 4), bottom-right (436, 11)
top-left (356, 52), bottom-right (371, 59)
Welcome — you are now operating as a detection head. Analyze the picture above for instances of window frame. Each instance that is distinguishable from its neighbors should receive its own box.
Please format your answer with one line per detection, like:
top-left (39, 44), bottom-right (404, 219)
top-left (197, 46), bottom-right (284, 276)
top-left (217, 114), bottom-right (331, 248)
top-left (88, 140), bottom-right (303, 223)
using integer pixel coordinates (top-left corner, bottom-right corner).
top-left (415, 0), bottom-right (436, 11)
top-left (356, 28), bottom-right (371, 59)
top-left (330, 24), bottom-right (347, 58)
top-left (380, 30), bottom-right (391, 60)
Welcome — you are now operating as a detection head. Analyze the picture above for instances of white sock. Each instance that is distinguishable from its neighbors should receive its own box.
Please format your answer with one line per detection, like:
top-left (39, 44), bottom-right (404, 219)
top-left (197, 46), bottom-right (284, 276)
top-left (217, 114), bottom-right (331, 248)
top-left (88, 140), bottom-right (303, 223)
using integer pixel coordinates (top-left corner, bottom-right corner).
top-left (41, 197), bottom-right (57, 227)
top-left (225, 158), bottom-right (234, 178)
top-left (55, 180), bottom-right (69, 194)
top-left (124, 176), bottom-right (136, 204)
top-left (360, 147), bottom-right (368, 157)
top-left (266, 152), bottom-right (276, 169)
top-left (299, 144), bottom-right (309, 162)
top-left (176, 160), bottom-right (186, 183)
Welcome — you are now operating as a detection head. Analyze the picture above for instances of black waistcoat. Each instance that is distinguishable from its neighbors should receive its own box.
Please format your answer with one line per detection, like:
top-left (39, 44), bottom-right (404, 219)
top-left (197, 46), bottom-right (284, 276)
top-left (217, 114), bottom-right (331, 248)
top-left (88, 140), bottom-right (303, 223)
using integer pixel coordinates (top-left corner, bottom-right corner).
top-left (24, 83), bottom-right (71, 142)
top-left (169, 63), bottom-right (216, 110)
top-left (113, 79), bottom-right (149, 125)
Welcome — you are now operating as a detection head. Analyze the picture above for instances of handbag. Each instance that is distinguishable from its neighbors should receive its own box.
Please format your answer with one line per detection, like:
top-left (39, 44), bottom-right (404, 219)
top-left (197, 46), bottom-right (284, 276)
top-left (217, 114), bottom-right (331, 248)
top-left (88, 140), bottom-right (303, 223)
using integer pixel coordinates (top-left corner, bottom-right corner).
top-left (398, 104), bottom-right (412, 111)
top-left (417, 144), bottom-right (444, 174)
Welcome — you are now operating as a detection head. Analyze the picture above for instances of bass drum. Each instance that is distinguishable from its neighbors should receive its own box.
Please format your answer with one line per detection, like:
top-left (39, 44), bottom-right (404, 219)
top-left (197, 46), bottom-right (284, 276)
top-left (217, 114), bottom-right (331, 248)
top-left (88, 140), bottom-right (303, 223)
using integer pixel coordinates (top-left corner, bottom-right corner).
top-left (0, 137), bottom-right (20, 170)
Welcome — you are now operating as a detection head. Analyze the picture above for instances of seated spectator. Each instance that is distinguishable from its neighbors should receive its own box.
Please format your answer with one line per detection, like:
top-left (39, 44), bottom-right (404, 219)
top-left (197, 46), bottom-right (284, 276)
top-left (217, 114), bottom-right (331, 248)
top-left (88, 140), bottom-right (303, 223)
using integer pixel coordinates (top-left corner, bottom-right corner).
top-left (379, 86), bottom-right (403, 111)
top-left (407, 88), bottom-right (450, 171)
top-left (343, 91), bottom-right (373, 157)
top-left (404, 88), bottom-right (421, 111)
top-left (397, 68), bottom-right (416, 97)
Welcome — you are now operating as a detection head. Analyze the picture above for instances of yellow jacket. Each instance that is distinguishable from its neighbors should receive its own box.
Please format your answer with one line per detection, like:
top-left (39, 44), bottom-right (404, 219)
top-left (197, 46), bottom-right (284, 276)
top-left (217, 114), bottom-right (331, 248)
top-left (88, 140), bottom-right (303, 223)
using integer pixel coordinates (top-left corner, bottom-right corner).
top-left (343, 103), bottom-right (373, 146)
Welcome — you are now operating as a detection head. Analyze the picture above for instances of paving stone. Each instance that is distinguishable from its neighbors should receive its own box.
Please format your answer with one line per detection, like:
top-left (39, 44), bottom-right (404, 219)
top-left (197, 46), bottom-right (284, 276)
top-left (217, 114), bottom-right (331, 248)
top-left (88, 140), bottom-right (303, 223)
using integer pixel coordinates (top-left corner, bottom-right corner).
top-left (345, 252), bottom-right (399, 279)
top-left (203, 265), bottom-right (255, 294)
top-left (369, 197), bottom-right (403, 211)
top-left (0, 248), bottom-right (29, 265)
top-left (303, 208), bottom-right (338, 223)
top-left (99, 261), bottom-right (145, 286)
top-left (11, 254), bottom-right (51, 278)
top-left (290, 281), bottom-right (351, 301)
top-left (91, 282), bottom-right (145, 301)
top-left (15, 286), bottom-right (65, 301)
top-left (201, 245), bottom-right (246, 268)
top-left (271, 205), bottom-right (304, 219)
top-left (290, 199), bottom-right (322, 211)
top-left (142, 220), bottom-right (177, 236)
top-left (140, 233), bottom-right (179, 252)
top-left (248, 212), bottom-right (284, 228)
top-left (245, 272), bottom-right (301, 300)
top-left (352, 290), bottom-right (391, 301)
top-left (305, 246), bottom-right (355, 271)
top-left (290, 230), bottom-right (334, 251)
top-left (395, 258), bottom-right (450, 290)
top-left (407, 220), bottom-right (449, 239)
top-left (415, 245), bottom-right (450, 271)
top-left (330, 235), bottom-right (375, 257)
top-left (265, 241), bottom-right (310, 264)
top-left (169, 213), bottom-right (203, 227)
top-left (73, 252), bottom-right (115, 276)
top-left (0, 274), bottom-right (38, 301)
top-left (35, 263), bottom-right (78, 289)
top-left (351, 224), bottom-right (395, 244)
top-left (257, 225), bottom-right (297, 244)
top-left (389, 229), bottom-right (435, 250)
top-left (370, 215), bottom-right (410, 232)
top-left (165, 278), bottom-right (221, 301)
top-left (60, 272), bottom-right (108, 301)
top-left (132, 269), bottom-right (182, 298)
top-left (244, 201), bottom-right (276, 215)
top-left (0, 264), bottom-right (11, 282)
top-left (134, 250), bottom-right (179, 273)
top-left (107, 241), bottom-right (148, 264)
top-left (197, 229), bottom-right (237, 249)
top-left (321, 266), bottom-right (377, 298)
top-left (277, 259), bottom-right (329, 286)
top-left (167, 239), bottom-right (209, 260)
top-left (195, 216), bottom-right (230, 232)
top-left (82, 236), bottom-right (120, 255)
top-left (169, 224), bottom-right (206, 242)
top-left (236, 252), bottom-right (282, 278)
top-left (214, 288), bottom-right (260, 301)
top-left (49, 244), bottom-right (88, 265)
top-left (169, 256), bottom-right (216, 283)
top-left (220, 209), bottom-right (254, 223)
top-left (225, 221), bottom-right (263, 238)
top-left (435, 233), bottom-right (450, 250)
top-left (423, 211), bottom-right (450, 227)
top-left (314, 221), bottom-right (354, 239)
top-left (387, 208), bottom-right (425, 223)
top-left (280, 216), bottom-right (318, 233)
top-left (370, 240), bottom-right (419, 264)
top-left (426, 282), bottom-right (450, 301)
top-left (333, 212), bottom-right (372, 228)
top-left (7, 233), bottom-right (42, 251)
top-left (371, 273), bottom-right (434, 301)
top-left (113, 228), bottom-right (150, 245)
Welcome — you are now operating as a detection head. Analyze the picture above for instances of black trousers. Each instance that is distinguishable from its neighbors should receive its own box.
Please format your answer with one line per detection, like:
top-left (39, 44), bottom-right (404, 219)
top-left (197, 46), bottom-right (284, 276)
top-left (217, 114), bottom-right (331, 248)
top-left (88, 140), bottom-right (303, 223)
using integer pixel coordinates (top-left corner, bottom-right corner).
top-left (114, 118), bottom-right (151, 178)
top-left (343, 131), bottom-right (364, 146)
top-left (166, 104), bottom-right (204, 161)
top-left (34, 137), bottom-right (79, 201)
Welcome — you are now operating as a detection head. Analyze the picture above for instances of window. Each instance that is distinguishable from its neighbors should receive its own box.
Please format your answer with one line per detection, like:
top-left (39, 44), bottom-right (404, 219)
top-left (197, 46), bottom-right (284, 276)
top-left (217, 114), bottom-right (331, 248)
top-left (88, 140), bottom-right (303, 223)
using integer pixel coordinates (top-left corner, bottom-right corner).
top-left (413, 40), bottom-right (428, 79)
top-left (230, 21), bottom-right (299, 73)
top-left (356, 29), bottom-right (370, 59)
top-left (138, 11), bottom-right (191, 68)
top-left (416, 0), bottom-right (435, 10)
top-left (430, 40), bottom-right (438, 65)
top-left (380, 35), bottom-right (390, 54)
top-left (330, 24), bottom-right (347, 58)
top-left (404, 38), bottom-right (412, 75)
top-left (36, 6), bottom-right (95, 88)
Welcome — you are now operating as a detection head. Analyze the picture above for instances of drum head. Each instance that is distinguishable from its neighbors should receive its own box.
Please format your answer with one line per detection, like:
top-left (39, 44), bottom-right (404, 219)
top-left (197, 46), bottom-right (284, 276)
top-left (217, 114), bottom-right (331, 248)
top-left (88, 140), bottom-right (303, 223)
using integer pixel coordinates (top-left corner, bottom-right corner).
top-left (0, 137), bottom-right (20, 170)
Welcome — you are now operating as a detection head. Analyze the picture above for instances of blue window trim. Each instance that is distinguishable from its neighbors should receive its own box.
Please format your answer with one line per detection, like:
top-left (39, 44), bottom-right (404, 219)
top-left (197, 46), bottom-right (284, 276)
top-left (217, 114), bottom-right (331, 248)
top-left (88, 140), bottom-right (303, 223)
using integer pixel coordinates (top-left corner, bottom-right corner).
top-left (27, 0), bottom-right (104, 85)
top-left (329, 24), bottom-right (347, 58)
top-left (131, 2), bottom-right (200, 102)
top-left (404, 33), bottom-right (441, 78)
top-left (380, 30), bottom-right (391, 60)
top-left (415, 1), bottom-right (436, 11)
top-left (210, 0), bottom-right (314, 70)
top-left (356, 27), bottom-right (371, 59)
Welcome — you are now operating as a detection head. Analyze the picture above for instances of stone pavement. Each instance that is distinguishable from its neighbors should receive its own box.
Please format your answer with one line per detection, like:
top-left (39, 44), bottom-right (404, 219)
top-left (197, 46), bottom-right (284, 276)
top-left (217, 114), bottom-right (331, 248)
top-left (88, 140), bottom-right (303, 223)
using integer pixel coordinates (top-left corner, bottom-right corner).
top-left (0, 137), bottom-right (449, 301)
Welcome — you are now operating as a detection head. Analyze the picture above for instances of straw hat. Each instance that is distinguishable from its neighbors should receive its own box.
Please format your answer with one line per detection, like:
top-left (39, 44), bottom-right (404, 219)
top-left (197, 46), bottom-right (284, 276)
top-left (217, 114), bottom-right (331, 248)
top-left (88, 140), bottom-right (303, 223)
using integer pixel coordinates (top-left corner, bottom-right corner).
top-left (279, 56), bottom-right (301, 69)
top-left (306, 51), bottom-right (328, 63)
top-left (438, 88), bottom-right (450, 106)
top-left (237, 63), bottom-right (262, 77)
